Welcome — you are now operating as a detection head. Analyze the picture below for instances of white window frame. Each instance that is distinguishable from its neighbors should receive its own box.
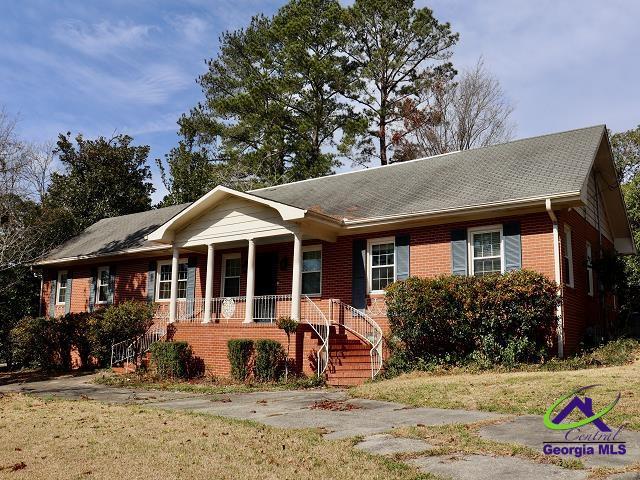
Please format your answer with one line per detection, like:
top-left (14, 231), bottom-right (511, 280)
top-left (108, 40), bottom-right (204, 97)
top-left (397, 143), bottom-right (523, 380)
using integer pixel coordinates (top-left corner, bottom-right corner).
top-left (467, 225), bottom-right (505, 276)
top-left (221, 253), bottom-right (242, 297)
top-left (95, 266), bottom-right (110, 305)
top-left (56, 270), bottom-right (68, 305)
top-left (367, 237), bottom-right (396, 294)
top-left (564, 225), bottom-right (574, 288)
top-left (586, 241), bottom-right (594, 296)
top-left (155, 259), bottom-right (188, 302)
top-left (302, 245), bottom-right (322, 297)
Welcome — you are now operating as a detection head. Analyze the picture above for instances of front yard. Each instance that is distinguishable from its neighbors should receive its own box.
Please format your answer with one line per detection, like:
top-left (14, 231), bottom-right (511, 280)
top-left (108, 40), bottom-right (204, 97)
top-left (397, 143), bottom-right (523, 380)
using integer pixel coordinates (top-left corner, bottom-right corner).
top-left (0, 394), bottom-right (427, 480)
top-left (350, 356), bottom-right (640, 430)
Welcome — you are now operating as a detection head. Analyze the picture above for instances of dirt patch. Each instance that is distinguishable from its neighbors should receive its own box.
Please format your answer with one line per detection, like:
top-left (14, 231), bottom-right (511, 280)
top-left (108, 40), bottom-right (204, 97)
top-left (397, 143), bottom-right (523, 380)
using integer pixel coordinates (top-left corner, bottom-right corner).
top-left (309, 400), bottom-right (361, 411)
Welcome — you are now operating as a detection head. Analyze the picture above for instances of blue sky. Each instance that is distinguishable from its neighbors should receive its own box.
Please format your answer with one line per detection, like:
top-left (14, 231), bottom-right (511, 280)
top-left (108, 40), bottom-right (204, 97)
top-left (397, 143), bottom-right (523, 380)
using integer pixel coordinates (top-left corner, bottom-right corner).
top-left (1, 0), bottom-right (639, 203)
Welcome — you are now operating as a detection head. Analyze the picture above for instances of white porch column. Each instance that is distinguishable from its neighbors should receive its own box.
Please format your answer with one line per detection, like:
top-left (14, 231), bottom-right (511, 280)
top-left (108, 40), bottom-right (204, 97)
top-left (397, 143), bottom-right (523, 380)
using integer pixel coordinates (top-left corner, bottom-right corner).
top-left (169, 244), bottom-right (180, 323)
top-left (244, 238), bottom-right (256, 323)
top-left (291, 230), bottom-right (302, 321)
top-left (203, 243), bottom-right (215, 323)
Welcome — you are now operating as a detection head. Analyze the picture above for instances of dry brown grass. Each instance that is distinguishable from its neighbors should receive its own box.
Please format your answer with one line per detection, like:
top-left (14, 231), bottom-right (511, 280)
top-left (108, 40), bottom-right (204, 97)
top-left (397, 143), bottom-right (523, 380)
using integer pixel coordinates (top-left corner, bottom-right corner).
top-left (0, 394), bottom-right (433, 480)
top-left (351, 360), bottom-right (640, 430)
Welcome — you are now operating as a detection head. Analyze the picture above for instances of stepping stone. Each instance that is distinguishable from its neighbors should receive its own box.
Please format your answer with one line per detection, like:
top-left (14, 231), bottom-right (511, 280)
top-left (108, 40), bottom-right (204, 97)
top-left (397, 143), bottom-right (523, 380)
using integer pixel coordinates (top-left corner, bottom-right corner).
top-left (409, 454), bottom-right (588, 480)
top-left (354, 434), bottom-right (432, 456)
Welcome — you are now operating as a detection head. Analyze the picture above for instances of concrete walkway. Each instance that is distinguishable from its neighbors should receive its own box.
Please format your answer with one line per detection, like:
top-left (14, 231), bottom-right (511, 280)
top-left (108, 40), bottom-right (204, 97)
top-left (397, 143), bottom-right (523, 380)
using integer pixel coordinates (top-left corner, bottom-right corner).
top-left (1, 374), bottom-right (637, 480)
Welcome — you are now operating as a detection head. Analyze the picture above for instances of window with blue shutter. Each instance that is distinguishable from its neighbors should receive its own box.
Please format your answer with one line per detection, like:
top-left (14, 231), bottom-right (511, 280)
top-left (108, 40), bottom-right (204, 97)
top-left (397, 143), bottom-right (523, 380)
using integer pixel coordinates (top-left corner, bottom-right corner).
top-left (147, 261), bottom-right (156, 303)
top-left (352, 239), bottom-right (366, 309)
top-left (395, 234), bottom-right (410, 281)
top-left (503, 222), bottom-right (522, 272)
top-left (88, 268), bottom-right (97, 312)
top-left (185, 256), bottom-right (197, 317)
top-left (451, 229), bottom-right (468, 276)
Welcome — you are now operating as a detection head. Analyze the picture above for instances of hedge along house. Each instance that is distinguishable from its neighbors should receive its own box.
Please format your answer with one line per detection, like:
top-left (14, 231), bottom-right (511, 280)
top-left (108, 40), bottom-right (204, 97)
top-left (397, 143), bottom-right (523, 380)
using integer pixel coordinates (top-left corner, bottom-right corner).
top-left (35, 125), bottom-right (635, 385)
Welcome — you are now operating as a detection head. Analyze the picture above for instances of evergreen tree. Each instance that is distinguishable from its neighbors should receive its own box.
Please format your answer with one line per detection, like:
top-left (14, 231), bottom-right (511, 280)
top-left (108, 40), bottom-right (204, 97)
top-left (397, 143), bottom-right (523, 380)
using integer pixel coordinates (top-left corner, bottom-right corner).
top-left (342, 0), bottom-right (458, 165)
top-left (46, 133), bottom-right (154, 236)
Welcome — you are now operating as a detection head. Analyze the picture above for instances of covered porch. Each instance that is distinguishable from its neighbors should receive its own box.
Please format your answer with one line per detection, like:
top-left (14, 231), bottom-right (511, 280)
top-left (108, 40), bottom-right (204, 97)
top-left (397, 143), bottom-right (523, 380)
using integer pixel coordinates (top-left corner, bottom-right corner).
top-left (145, 186), bottom-right (337, 325)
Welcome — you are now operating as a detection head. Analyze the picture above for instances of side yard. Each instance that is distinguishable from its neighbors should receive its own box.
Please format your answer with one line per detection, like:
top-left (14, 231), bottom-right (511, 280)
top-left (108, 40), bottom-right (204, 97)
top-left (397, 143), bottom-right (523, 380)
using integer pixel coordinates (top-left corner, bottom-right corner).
top-left (350, 354), bottom-right (640, 430)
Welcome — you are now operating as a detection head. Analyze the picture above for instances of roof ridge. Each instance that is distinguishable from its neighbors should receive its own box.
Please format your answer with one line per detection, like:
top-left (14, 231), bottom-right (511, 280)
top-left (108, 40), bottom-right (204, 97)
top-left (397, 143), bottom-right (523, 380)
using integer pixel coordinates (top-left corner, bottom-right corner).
top-left (250, 124), bottom-right (606, 193)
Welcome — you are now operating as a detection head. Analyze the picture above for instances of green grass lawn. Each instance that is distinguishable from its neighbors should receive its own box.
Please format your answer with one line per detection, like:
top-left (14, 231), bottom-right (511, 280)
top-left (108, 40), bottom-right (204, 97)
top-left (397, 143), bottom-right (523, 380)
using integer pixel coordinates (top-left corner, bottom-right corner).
top-left (0, 394), bottom-right (432, 480)
top-left (350, 356), bottom-right (640, 430)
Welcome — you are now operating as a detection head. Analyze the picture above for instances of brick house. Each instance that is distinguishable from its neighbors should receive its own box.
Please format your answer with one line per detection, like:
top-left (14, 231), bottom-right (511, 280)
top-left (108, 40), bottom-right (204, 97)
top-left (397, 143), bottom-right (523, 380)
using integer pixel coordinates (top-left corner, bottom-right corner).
top-left (35, 125), bottom-right (635, 385)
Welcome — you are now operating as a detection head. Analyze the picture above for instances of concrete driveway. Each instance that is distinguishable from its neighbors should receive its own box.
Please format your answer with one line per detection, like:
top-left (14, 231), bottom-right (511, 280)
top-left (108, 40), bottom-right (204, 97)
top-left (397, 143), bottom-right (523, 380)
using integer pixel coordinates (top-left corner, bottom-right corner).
top-left (1, 374), bottom-right (637, 480)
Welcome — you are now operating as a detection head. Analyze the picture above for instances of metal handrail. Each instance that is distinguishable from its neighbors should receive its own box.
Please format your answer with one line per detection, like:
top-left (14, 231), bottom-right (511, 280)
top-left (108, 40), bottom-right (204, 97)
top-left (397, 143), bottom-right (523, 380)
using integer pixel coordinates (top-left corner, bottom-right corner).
top-left (110, 323), bottom-right (167, 369)
top-left (301, 295), bottom-right (330, 376)
top-left (329, 299), bottom-right (383, 378)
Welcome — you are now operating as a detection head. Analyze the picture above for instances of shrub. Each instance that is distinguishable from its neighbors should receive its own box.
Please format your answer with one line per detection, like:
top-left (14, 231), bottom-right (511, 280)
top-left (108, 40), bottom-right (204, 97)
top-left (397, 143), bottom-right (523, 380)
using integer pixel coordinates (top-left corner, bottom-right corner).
top-left (385, 270), bottom-right (559, 371)
top-left (10, 313), bottom-right (95, 370)
top-left (254, 339), bottom-right (285, 382)
top-left (276, 316), bottom-right (298, 380)
top-left (150, 341), bottom-right (192, 379)
top-left (91, 301), bottom-right (154, 365)
top-left (10, 316), bottom-right (55, 369)
top-left (227, 339), bottom-right (254, 381)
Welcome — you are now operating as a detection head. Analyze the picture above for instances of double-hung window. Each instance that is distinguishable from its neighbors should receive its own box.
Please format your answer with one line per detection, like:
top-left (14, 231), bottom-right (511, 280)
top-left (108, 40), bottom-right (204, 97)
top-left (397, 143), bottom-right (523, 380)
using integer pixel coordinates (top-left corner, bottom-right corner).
top-left (221, 254), bottom-right (241, 297)
top-left (468, 226), bottom-right (503, 276)
top-left (56, 271), bottom-right (68, 304)
top-left (302, 246), bottom-right (322, 296)
top-left (96, 266), bottom-right (110, 304)
top-left (368, 238), bottom-right (395, 293)
top-left (563, 225), bottom-right (574, 287)
top-left (586, 241), bottom-right (594, 296)
top-left (156, 260), bottom-right (188, 301)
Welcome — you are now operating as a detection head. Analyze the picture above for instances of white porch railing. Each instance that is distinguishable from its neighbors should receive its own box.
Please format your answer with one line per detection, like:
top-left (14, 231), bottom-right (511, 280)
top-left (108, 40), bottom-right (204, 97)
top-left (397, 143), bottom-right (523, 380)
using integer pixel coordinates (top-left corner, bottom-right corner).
top-left (154, 295), bottom-right (295, 323)
top-left (301, 295), bottom-right (330, 376)
top-left (330, 299), bottom-right (383, 378)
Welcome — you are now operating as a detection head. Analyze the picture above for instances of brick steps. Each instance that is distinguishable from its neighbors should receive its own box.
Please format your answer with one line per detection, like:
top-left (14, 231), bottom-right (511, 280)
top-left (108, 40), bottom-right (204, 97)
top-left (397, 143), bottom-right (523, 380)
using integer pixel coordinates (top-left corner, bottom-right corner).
top-left (325, 327), bottom-right (378, 386)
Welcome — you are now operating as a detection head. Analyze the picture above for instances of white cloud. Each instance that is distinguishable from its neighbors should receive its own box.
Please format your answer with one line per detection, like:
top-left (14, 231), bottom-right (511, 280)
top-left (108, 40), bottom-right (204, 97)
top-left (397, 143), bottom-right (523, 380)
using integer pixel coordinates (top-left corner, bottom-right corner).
top-left (52, 19), bottom-right (155, 55)
top-left (167, 14), bottom-right (209, 44)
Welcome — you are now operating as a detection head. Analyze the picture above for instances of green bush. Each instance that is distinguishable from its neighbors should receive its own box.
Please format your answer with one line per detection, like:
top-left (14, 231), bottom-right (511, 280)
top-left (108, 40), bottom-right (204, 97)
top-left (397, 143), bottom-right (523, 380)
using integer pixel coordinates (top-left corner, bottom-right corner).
top-left (90, 301), bottom-right (154, 365)
top-left (10, 316), bottom-right (55, 369)
top-left (254, 339), bottom-right (285, 382)
top-left (227, 339), bottom-right (254, 381)
top-left (150, 341), bottom-right (192, 379)
top-left (385, 270), bottom-right (559, 371)
top-left (9, 312), bottom-right (94, 370)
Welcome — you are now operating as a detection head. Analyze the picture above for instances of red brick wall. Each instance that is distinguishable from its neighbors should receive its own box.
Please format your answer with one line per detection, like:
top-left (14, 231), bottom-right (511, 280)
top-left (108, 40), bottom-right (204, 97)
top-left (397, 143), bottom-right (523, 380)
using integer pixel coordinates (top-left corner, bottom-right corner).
top-left (559, 208), bottom-right (615, 355)
top-left (42, 210), bottom-right (608, 363)
top-left (170, 322), bottom-right (323, 377)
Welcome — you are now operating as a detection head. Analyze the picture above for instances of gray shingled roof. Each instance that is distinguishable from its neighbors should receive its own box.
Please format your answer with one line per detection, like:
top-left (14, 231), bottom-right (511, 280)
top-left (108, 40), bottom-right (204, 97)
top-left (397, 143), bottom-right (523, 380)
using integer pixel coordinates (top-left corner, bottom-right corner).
top-left (40, 125), bottom-right (605, 262)
top-left (42, 203), bottom-right (190, 261)
top-left (251, 125), bottom-right (605, 220)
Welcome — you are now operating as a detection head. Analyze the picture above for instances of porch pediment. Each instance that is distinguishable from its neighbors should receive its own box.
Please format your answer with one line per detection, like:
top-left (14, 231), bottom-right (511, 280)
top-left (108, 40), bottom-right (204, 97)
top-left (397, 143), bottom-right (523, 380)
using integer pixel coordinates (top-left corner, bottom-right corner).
top-left (147, 186), bottom-right (307, 245)
top-left (175, 195), bottom-right (297, 247)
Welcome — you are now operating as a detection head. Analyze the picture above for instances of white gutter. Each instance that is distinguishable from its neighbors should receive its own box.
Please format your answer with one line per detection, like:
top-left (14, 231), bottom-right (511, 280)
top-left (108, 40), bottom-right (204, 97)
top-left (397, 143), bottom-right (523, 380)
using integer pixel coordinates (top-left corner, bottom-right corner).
top-left (545, 198), bottom-right (564, 358)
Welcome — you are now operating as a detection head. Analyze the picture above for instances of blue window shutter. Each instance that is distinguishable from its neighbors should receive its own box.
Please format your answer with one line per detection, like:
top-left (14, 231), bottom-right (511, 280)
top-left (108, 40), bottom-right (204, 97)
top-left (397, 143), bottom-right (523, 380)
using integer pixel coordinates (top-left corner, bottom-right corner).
top-left (107, 265), bottom-right (116, 305)
top-left (147, 261), bottom-right (156, 303)
top-left (352, 239), bottom-right (366, 309)
top-left (503, 222), bottom-right (522, 271)
top-left (49, 275), bottom-right (57, 318)
top-left (88, 268), bottom-right (97, 312)
top-left (395, 234), bottom-right (410, 281)
top-left (451, 229), bottom-right (468, 276)
top-left (64, 271), bottom-right (73, 314)
top-left (186, 256), bottom-right (197, 316)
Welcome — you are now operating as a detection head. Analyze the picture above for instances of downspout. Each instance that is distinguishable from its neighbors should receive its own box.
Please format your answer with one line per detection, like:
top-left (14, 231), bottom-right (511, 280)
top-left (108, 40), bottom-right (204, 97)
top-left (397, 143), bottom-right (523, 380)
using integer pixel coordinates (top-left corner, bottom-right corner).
top-left (546, 198), bottom-right (564, 358)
